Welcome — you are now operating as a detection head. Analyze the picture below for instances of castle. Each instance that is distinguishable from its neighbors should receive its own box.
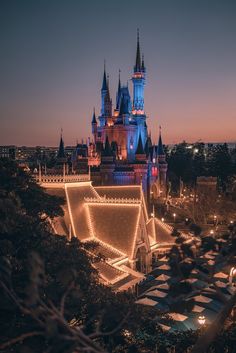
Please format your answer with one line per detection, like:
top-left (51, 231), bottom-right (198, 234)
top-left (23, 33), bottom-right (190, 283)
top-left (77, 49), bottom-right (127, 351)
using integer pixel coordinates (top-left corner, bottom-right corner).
top-left (72, 31), bottom-right (168, 201)
top-left (37, 32), bottom-right (173, 291)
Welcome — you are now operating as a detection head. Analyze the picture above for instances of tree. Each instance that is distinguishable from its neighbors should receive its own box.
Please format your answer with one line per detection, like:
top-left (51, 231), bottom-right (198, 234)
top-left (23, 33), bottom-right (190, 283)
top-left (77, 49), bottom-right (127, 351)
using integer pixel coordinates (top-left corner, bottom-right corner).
top-left (0, 159), bottom-right (163, 353)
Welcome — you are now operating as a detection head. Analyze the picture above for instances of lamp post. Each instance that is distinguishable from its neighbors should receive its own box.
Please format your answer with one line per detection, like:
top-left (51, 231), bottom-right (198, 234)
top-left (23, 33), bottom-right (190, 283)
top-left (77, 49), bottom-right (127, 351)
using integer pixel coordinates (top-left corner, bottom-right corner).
top-left (198, 315), bottom-right (206, 327)
top-left (213, 215), bottom-right (217, 227)
top-left (229, 267), bottom-right (236, 286)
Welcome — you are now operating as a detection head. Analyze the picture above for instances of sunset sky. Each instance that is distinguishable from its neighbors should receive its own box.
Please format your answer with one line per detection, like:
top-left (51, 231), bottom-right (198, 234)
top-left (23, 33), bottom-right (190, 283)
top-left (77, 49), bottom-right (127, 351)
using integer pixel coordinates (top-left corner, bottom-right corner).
top-left (0, 0), bottom-right (236, 146)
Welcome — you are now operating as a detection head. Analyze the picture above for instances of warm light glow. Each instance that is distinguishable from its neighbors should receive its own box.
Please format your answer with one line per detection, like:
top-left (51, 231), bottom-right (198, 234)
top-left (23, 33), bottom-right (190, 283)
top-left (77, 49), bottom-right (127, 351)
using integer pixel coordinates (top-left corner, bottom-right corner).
top-left (198, 315), bottom-right (206, 326)
top-left (210, 229), bottom-right (214, 234)
top-left (161, 217), bottom-right (165, 222)
top-left (229, 267), bottom-right (236, 285)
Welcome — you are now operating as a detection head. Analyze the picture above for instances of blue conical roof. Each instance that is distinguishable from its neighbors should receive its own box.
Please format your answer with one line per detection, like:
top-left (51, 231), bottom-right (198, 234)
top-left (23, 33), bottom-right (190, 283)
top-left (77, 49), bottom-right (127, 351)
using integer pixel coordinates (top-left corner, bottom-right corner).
top-left (92, 108), bottom-right (97, 124)
top-left (136, 134), bottom-right (145, 154)
top-left (101, 66), bottom-right (107, 91)
top-left (134, 29), bottom-right (141, 72)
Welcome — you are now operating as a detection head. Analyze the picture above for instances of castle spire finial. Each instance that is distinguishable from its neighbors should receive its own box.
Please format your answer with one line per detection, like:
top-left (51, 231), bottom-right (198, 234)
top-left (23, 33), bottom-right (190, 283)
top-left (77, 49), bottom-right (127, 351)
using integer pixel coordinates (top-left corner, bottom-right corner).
top-left (134, 28), bottom-right (141, 72)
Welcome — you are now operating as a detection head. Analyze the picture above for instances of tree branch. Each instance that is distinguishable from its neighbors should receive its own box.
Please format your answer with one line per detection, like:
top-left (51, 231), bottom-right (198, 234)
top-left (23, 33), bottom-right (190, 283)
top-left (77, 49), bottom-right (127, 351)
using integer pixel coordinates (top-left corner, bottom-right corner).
top-left (0, 331), bottom-right (44, 350)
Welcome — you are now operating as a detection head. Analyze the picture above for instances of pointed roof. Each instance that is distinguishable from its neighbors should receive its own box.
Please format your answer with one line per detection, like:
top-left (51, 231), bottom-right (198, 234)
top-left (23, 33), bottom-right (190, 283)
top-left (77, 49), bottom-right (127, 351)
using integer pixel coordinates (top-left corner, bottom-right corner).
top-left (118, 69), bottom-right (121, 94)
top-left (141, 54), bottom-right (145, 72)
top-left (92, 108), bottom-right (97, 124)
top-left (134, 29), bottom-right (141, 72)
top-left (105, 74), bottom-right (111, 99)
top-left (145, 135), bottom-right (152, 156)
top-left (157, 126), bottom-right (165, 156)
top-left (101, 62), bottom-right (107, 91)
top-left (116, 70), bottom-right (122, 110)
top-left (57, 130), bottom-right (66, 159)
top-left (119, 93), bottom-right (129, 115)
top-left (103, 136), bottom-right (113, 157)
top-left (136, 134), bottom-right (145, 155)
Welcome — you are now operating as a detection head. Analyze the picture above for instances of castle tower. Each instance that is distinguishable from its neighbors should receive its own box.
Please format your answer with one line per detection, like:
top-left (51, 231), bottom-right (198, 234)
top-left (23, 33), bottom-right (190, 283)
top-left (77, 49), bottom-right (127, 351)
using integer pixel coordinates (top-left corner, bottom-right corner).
top-left (99, 64), bottom-right (112, 127)
top-left (132, 29), bottom-right (146, 114)
top-left (104, 75), bottom-right (112, 117)
top-left (131, 30), bottom-right (147, 151)
top-left (134, 134), bottom-right (148, 192)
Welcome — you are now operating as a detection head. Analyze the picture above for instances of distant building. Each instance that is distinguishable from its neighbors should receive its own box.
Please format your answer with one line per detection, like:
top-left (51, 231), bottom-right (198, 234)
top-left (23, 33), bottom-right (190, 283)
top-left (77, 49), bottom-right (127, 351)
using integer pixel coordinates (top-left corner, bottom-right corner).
top-left (196, 176), bottom-right (217, 193)
top-left (0, 145), bottom-right (16, 159)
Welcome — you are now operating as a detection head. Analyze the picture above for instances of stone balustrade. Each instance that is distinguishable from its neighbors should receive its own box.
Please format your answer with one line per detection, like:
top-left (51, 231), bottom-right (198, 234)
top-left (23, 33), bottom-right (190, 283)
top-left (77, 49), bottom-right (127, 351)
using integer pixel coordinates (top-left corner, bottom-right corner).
top-left (84, 196), bottom-right (140, 204)
top-left (36, 174), bottom-right (90, 183)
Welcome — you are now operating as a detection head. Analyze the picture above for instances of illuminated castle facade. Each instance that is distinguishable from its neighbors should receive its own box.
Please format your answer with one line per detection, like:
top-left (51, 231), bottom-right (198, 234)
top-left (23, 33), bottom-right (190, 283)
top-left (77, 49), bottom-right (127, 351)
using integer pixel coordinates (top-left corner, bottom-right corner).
top-left (88, 32), bottom-right (168, 199)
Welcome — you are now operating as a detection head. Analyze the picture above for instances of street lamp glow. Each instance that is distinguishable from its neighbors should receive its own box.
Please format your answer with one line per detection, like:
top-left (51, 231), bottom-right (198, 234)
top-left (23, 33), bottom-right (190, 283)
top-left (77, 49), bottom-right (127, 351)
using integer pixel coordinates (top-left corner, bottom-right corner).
top-left (198, 315), bottom-right (206, 326)
top-left (229, 267), bottom-right (236, 285)
top-left (173, 213), bottom-right (176, 223)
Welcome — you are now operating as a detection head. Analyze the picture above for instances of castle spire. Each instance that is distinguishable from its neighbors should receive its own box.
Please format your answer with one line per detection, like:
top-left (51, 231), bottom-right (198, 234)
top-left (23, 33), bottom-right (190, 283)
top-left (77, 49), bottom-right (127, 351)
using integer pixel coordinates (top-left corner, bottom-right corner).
top-left (157, 126), bottom-right (165, 156)
top-left (92, 107), bottom-right (97, 124)
top-left (57, 129), bottom-right (66, 159)
top-left (134, 29), bottom-right (141, 72)
top-left (102, 60), bottom-right (107, 91)
top-left (116, 69), bottom-right (121, 110)
top-left (132, 30), bottom-right (145, 112)
top-left (118, 69), bottom-right (121, 93)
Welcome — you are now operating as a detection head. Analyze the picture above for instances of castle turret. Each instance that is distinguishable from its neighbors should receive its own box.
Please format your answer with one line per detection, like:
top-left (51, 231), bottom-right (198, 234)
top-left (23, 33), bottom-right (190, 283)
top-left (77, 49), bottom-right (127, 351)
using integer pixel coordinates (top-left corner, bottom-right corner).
top-left (101, 64), bottom-right (107, 116)
top-left (57, 130), bottom-right (66, 160)
top-left (91, 108), bottom-right (97, 141)
top-left (132, 29), bottom-right (146, 113)
top-left (104, 75), bottom-right (112, 117)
